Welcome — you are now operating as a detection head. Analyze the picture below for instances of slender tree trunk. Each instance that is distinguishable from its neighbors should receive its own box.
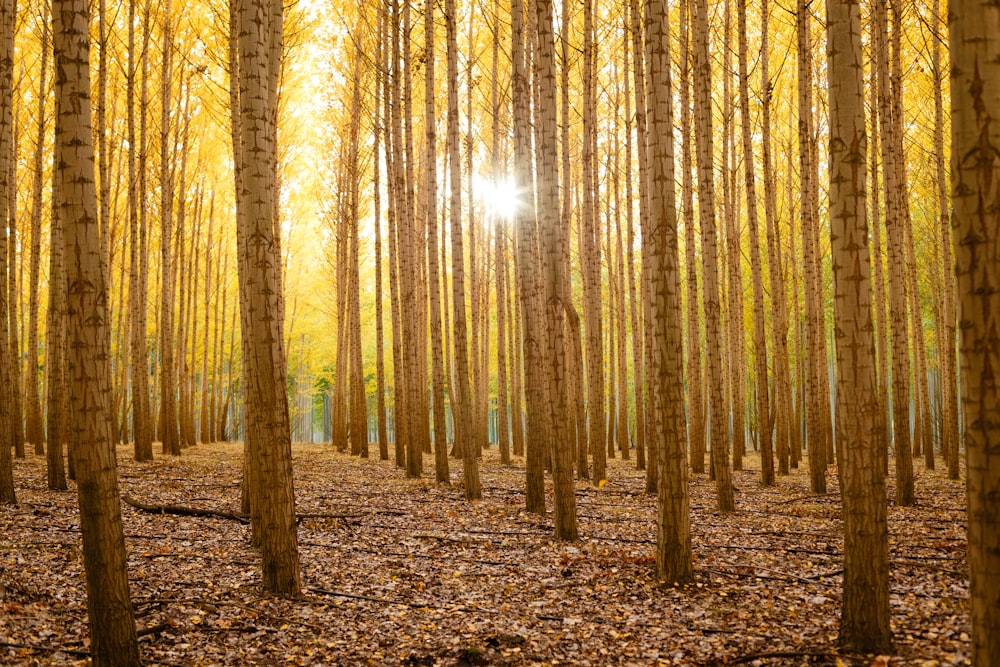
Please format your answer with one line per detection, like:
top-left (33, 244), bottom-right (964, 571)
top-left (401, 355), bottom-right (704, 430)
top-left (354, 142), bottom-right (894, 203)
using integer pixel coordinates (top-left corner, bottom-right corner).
top-left (374, 2), bottom-right (389, 461)
top-left (692, 0), bottom-right (734, 510)
top-left (53, 0), bottom-right (142, 657)
top-left (235, 0), bottom-right (301, 595)
top-left (512, 0), bottom-right (544, 512)
top-left (536, 0), bottom-right (576, 538)
top-left (646, 0), bottom-right (693, 582)
top-left (679, 0), bottom-right (704, 475)
top-left (798, 0), bottom-right (826, 492)
top-left (738, 0), bottom-right (772, 484)
top-left (0, 0), bottom-right (13, 502)
top-left (159, 1), bottom-right (179, 456)
top-left (46, 82), bottom-right (69, 486)
top-left (25, 4), bottom-right (50, 455)
top-left (826, 0), bottom-right (891, 651)
top-left (447, 0), bottom-right (481, 499)
top-left (424, 0), bottom-right (449, 481)
top-left (950, 0), bottom-right (1000, 661)
top-left (932, 0), bottom-right (958, 478)
top-left (761, 0), bottom-right (790, 477)
top-left (873, 0), bottom-right (914, 505)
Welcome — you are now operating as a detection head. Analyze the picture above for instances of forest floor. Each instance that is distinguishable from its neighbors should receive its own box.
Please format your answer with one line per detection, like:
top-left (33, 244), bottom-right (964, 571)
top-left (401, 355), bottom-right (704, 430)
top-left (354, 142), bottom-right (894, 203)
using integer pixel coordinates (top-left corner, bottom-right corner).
top-left (0, 442), bottom-right (970, 666)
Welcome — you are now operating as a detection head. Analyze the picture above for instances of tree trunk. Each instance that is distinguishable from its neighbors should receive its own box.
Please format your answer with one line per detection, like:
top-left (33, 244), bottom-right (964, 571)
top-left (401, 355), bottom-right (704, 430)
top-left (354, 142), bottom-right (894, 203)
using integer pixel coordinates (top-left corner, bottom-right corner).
top-left (932, 0), bottom-right (958, 479)
top-left (53, 0), bottom-right (142, 658)
top-left (373, 2), bottom-right (389, 461)
top-left (873, 0), bottom-right (914, 505)
top-left (825, 0), bottom-right (892, 651)
top-left (512, 0), bottom-right (544, 512)
top-left (678, 0), bottom-right (703, 476)
top-left (949, 0), bottom-right (1000, 661)
top-left (798, 0), bottom-right (826, 493)
top-left (0, 0), bottom-right (13, 503)
top-left (693, 0), bottom-right (734, 510)
top-left (424, 0), bottom-right (449, 481)
top-left (25, 5), bottom-right (50, 456)
top-left (536, 0), bottom-right (576, 538)
top-left (159, 0), bottom-right (179, 457)
top-left (447, 0), bottom-right (481, 499)
top-left (737, 0), bottom-right (772, 484)
top-left (235, 0), bottom-right (301, 596)
top-left (646, 0), bottom-right (693, 582)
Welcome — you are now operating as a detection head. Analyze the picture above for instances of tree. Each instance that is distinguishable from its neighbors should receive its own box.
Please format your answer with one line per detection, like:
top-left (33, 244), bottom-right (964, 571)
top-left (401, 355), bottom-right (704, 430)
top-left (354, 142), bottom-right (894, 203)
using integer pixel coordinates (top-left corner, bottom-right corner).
top-left (797, 0), bottom-right (827, 493)
top-left (873, 0), bottom-right (914, 505)
top-left (446, 0), bottom-right (481, 500)
top-left (535, 0), bottom-right (576, 539)
top-left (737, 0), bottom-right (772, 485)
top-left (424, 0), bottom-right (450, 482)
top-left (949, 0), bottom-right (1000, 662)
top-left (825, 0), bottom-right (892, 652)
top-left (25, 2), bottom-right (50, 458)
top-left (53, 0), bottom-right (142, 658)
top-left (0, 0), bottom-right (13, 504)
top-left (128, 0), bottom-right (153, 462)
top-left (692, 0), bottom-right (734, 511)
top-left (235, 0), bottom-right (301, 595)
top-left (645, 0), bottom-right (692, 583)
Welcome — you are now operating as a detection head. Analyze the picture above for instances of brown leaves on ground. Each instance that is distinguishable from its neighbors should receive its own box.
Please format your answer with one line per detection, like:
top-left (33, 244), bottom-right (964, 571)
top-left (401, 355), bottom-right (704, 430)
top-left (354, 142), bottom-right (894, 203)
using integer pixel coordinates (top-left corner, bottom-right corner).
top-left (0, 443), bottom-right (970, 666)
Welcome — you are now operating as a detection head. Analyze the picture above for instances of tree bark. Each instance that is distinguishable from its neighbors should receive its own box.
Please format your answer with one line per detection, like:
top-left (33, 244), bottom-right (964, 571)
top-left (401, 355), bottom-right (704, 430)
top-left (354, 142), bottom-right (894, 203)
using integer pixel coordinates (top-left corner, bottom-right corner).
top-left (825, 0), bottom-right (892, 651)
top-left (646, 0), bottom-right (693, 582)
top-left (949, 0), bottom-right (1000, 661)
top-left (235, 0), bottom-right (301, 595)
top-left (53, 0), bottom-right (142, 658)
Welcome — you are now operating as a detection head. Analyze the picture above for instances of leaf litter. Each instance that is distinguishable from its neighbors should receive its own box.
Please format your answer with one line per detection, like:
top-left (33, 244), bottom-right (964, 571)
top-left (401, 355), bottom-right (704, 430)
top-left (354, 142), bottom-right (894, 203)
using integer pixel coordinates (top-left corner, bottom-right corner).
top-left (0, 443), bottom-right (971, 666)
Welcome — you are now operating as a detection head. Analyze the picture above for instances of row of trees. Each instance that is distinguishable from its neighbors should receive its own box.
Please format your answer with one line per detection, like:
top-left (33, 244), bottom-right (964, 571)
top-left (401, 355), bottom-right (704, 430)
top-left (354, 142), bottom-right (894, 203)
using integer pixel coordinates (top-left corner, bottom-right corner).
top-left (0, 0), bottom-right (996, 663)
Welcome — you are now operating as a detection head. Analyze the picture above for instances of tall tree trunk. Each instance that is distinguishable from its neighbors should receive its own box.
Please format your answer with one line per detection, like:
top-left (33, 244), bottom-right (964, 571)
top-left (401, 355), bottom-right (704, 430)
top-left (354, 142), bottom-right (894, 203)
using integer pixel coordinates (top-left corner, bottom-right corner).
top-left (932, 0), bottom-right (958, 479)
top-left (581, 0), bottom-right (604, 484)
top-left (512, 0), bottom-right (544, 512)
top-left (949, 0), bottom-right (1000, 661)
top-left (235, 0), bottom-right (301, 595)
top-left (374, 2), bottom-right (389, 461)
top-left (646, 0), bottom-right (693, 582)
top-left (53, 0), bottom-right (142, 658)
top-left (0, 0), bottom-right (12, 502)
top-left (826, 0), bottom-right (891, 651)
top-left (159, 1), bottom-right (179, 456)
top-left (127, 0), bottom-right (152, 460)
top-left (873, 0), bottom-right (914, 505)
top-left (25, 3), bottom-right (50, 455)
top-left (761, 0), bottom-right (790, 477)
top-left (737, 0), bottom-right (772, 484)
top-left (721, 0), bottom-right (746, 473)
top-left (536, 0), bottom-right (576, 536)
top-left (46, 81), bottom-right (69, 486)
top-left (798, 0), bottom-right (826, 492)
top-left (693, 0), bottom-right (734, 510)
top-left (447, 0), bottom-right (481, 499)
top-left (679, 0), bottom-right (704, 475)
top-left (424, 0), bottom-right (449, 481)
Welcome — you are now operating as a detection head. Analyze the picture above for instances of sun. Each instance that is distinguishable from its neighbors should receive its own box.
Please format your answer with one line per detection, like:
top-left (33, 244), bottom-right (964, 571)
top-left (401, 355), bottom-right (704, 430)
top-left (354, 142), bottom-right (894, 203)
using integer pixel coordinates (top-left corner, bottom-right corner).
top-left (474, 174), bottom-right (522, 221)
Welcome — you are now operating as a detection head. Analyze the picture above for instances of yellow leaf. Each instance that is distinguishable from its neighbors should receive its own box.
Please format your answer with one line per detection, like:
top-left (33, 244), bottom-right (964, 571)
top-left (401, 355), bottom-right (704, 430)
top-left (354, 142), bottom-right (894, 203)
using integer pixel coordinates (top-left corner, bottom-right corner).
top-left (598, 479), bottom-right (608, 488)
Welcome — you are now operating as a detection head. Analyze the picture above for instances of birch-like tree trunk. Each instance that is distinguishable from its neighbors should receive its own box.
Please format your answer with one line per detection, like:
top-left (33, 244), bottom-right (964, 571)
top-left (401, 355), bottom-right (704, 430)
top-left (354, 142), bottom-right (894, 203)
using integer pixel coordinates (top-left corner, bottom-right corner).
top-left (693, 0), bottom-right (734, 510)
top-left (447, 0), bottom-right (482, 499)
top-left (53, 0), bottom-right (142, 657)
top-left (536, 0), bottom-right (576, 538)
top-left (646, 0), bottom-right (692, 582)
top-left (235, 0), bottom-right (301, 595)
top-left (949, 0), bottom-right (1000, 660)
top-left (826, 0), bottom-right (891, 651)
top-left (25, 4), bottom-right (50, 456)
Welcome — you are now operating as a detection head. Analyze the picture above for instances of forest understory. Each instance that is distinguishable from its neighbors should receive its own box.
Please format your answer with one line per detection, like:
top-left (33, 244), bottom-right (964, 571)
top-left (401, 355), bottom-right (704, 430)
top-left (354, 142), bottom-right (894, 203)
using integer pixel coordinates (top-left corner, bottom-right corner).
top-left (0, 444), bottom-right (970, 667)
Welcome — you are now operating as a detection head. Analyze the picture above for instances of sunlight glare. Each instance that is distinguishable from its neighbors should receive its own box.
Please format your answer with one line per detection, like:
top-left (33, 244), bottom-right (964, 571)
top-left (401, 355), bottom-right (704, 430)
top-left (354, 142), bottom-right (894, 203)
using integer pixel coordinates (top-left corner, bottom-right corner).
top-left (474, 174), bottom-right (522, 221)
